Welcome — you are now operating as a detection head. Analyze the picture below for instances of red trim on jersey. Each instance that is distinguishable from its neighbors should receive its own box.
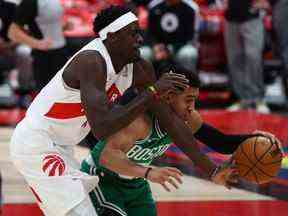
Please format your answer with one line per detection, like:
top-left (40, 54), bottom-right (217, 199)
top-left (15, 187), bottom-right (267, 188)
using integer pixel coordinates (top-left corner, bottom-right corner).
top-left (107, 83), bottom-right (122, 103)
top-left (45, 103), bottom-right (85, 119)
top-left (44, 84), bottom-right (121, 119)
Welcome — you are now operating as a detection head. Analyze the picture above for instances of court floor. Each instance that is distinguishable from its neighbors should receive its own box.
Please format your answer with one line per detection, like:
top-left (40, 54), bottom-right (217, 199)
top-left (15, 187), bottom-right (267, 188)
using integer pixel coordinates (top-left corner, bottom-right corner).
top-left (1, 109), bottom-right (288, 216)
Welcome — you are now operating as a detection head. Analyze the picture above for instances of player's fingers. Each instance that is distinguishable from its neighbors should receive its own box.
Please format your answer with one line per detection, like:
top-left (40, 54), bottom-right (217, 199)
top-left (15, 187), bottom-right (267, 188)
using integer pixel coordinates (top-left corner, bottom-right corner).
top-left (167, 80), bottom-right (190, 90)
top-left (226, 170), bottom-right (239, 184)
top-left (225, 182), bottom-right (232, 190)
top-left (166, 167), bottom-right (183, 176)
top-left (167, 86), bottom-right (182, 94)
top-left (170, 173), bottom-right (183, 185)
top-left (167, 177), bottom-right (180, 189)
top-left (160, 182), bottom-right (171, 192)
top-left (167, 71), bottom-right (187, 79)
top-left (165, 75), bottom-right (189, 84)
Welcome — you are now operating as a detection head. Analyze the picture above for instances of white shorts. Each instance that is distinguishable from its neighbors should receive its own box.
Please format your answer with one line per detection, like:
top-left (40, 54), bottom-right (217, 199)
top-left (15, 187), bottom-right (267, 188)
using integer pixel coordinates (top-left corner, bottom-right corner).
top-left (10, 119), bottom-right (98, 216)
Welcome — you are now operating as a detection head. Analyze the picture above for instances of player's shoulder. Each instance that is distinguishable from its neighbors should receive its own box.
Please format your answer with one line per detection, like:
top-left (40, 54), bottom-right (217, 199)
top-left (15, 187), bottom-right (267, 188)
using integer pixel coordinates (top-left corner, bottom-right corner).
top-left (73, 49), bottom-right (107, 76)
top-left (132, 58), bottom-right (156, 87)
top-left (64, 49), bottom-right (107, 88)
top-left (75, 50), bottom-right (105, 65)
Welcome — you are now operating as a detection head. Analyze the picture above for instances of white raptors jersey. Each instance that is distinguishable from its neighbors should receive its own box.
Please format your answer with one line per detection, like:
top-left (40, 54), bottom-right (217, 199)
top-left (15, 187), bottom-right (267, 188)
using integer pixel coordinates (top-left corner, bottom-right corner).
top-left (24, 38), bottom-right (134, 146)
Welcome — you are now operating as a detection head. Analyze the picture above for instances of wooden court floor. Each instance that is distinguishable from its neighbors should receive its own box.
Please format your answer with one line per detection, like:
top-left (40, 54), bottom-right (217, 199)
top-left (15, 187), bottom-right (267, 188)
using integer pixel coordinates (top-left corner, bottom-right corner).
top-left (1, 127), bottom-right (287, 216)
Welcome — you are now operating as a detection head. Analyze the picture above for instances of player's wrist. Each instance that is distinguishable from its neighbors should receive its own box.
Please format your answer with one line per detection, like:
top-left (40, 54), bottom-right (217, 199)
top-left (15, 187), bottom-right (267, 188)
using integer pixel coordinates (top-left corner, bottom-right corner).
top-left (145, 85), bottom-right (160, 101)
top-left (209, 166), bottom-right (220, 180)
top-left (144, 167), bottom-right (153, 179)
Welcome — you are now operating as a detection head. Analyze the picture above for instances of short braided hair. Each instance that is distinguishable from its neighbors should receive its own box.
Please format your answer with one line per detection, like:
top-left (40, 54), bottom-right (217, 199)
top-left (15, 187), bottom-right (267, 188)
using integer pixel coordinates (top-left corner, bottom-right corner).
top-left (93, 5), bottom-right (131, 34)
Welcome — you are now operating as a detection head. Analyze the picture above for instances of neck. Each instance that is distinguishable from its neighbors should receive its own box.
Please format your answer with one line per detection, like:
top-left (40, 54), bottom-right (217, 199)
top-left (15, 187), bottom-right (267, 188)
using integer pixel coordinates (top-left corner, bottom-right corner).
top-left (104, 40), bottom-right (129, 73)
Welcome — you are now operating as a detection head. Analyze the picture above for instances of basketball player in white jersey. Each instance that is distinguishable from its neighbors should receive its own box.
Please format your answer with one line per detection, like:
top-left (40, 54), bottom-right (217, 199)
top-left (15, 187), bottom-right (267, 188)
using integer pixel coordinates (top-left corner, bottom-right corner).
top-left (10, 5), bottom-right (236, 216)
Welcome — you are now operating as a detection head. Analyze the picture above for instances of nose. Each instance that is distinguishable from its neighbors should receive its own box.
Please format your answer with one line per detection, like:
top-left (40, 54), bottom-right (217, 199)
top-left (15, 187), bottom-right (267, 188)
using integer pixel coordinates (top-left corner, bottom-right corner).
top-left (188, 104), bottom-right (195, 112)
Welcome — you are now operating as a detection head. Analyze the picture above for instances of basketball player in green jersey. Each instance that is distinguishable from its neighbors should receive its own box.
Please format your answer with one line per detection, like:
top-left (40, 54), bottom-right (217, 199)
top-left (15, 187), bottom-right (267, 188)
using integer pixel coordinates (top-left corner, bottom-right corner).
top-left (81, 67), bottom-right (277, 216)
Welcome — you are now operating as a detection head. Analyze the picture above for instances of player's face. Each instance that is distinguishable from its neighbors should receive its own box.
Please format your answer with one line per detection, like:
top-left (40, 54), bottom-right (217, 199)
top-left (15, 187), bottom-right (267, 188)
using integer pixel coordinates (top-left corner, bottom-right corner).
top-left (119, 22), bottom-right (143, 62)
top-left (169, 87), bottom-right (199, 120)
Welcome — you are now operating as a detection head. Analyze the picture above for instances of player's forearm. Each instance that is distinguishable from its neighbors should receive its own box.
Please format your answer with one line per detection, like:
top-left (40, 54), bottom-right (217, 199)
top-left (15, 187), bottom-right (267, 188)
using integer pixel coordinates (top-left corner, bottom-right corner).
top-left (8, 23), bottom-right (40, 49)
top-left (99, 149), bottom-right (147, 178)
top-left (194, 123), bottom-right (255, 154)
top-left (90, 90), bottom-right (153, 139)
top-left (150, 102), bottom-right (217, 177)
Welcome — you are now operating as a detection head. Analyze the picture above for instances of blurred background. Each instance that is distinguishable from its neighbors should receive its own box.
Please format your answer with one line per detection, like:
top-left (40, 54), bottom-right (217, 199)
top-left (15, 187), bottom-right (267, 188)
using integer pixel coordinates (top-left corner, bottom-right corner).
top-left (0, 0), bottom-right (288, 215)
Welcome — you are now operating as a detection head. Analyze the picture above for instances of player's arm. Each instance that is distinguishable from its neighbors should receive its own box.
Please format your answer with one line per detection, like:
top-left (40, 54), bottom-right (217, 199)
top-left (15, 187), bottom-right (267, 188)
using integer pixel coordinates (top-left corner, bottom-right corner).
top-left (73, 51), bottom-right (187, 139)
top-left (134, 60), bottom-right (218, 177)
top-left (96, 124), bottom-right (183, 191)
top-left (186, 111), bottom-right (255, 154)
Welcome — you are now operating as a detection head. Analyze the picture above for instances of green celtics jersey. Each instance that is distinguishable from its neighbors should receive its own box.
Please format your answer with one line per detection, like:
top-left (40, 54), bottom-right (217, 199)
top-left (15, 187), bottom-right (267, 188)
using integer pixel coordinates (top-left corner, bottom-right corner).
top-left (81, 116), bottom-right (173, 179)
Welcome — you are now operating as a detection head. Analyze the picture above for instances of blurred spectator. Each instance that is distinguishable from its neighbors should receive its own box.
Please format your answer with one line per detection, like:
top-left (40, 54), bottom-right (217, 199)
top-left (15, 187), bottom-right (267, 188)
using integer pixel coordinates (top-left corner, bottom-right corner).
top-left (0, 0), bottom-right (18, 106)
top-left (141, 0), bottom-right (200, 71)
top-left (267, 0), bottom-right (288, 107)
top-left (8, 0), bottom-right (69, 91)
top-left (0, 0), bottom-right (17, 85)
top-left (224, 0), bottom-right (269, 113)
top-left (0, 0), bottom-right (34, 108)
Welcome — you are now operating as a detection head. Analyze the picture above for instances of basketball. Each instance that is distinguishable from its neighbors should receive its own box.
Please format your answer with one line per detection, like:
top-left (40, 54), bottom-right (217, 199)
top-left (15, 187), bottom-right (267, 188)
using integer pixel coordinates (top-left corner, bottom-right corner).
top-left (234, 136), bottom-right (283, 184)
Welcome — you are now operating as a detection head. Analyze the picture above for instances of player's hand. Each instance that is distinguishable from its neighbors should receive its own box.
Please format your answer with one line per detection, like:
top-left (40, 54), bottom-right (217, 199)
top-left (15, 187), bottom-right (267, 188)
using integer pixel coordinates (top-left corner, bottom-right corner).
top-left (211, 159), bottom-right (239, 189)
top-left (253, 130), bottom-right (284, 154)
top-left (154, 71), bottom-right (190, 96)
top-left (146, 167), bottom-right (183, 192)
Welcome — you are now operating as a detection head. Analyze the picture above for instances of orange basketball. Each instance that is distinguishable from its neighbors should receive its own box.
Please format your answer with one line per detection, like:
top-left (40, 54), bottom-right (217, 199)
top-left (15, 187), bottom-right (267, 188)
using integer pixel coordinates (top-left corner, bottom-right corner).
top-left (234, 136), bottom-right (283, 184)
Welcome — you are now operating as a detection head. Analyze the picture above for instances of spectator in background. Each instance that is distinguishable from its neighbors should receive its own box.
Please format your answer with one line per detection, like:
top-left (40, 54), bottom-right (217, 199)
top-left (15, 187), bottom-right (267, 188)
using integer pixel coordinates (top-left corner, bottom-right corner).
top-left (0, 0), bottom-right (17, 86)
top-left (0, 0), bottom-right (33, 107)
top-left (8, 0), bottom-right (68, 91)
top-left (141, 0), bottom-right (200, 71)
top-left (266, 0), bottom-right (288, 108)
top-left (224, 0), bottom-right (269, 113)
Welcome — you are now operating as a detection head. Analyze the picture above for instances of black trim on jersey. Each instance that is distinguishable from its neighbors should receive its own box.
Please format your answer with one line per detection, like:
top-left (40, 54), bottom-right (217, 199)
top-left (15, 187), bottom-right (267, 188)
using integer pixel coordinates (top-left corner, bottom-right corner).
top-left (13, 0), bottom-right (43, 39)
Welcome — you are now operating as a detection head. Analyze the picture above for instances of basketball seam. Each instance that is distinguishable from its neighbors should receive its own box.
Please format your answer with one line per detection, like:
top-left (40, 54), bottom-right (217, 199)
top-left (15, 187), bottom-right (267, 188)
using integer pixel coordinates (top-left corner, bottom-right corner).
top-left (235, 162), bottom-right (251, 168)
top-left (253, 165), bottom-right (275, 178)
top-left (260, 159), bottom-right (282, 165)
top-left (257, 137), bottom-right (280, 165)
top-left (241, 137), bottom-right (274, 178)
top-left (252, 169), bottom-right (259, 184)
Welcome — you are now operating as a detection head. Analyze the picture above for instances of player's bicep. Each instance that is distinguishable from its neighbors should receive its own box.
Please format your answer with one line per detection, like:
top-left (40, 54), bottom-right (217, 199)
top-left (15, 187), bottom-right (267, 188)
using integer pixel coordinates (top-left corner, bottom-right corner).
top-left (76, 51), bottom-right (110, 130)
top-left (133, 58), bottom-right (156, 91)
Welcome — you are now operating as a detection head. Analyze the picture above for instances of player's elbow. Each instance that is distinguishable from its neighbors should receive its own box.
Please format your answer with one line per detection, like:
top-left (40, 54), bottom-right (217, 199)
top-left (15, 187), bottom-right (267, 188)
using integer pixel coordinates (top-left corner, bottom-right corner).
top-left (91, 122), bottom-right (110, 140)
